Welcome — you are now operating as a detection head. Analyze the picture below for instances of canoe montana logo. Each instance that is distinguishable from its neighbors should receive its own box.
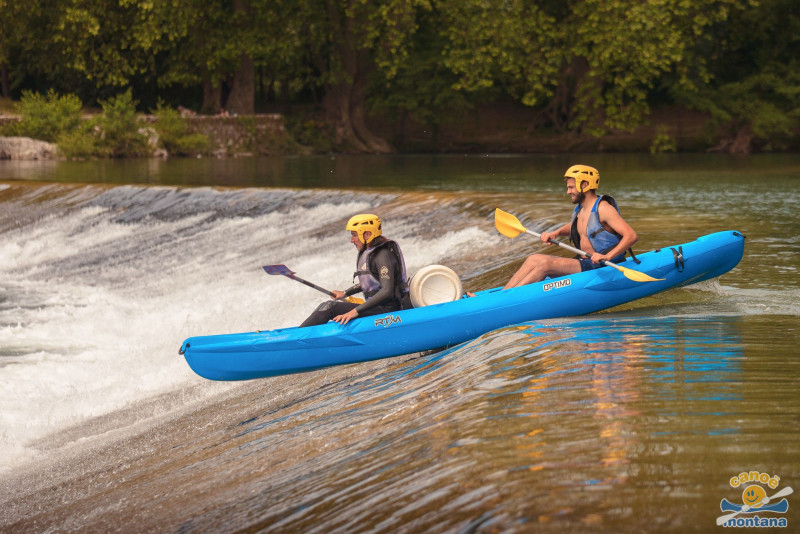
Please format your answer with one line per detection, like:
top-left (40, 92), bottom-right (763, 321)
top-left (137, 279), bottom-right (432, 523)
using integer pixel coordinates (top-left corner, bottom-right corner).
top-left (716, 471), bottom-right (792, 528)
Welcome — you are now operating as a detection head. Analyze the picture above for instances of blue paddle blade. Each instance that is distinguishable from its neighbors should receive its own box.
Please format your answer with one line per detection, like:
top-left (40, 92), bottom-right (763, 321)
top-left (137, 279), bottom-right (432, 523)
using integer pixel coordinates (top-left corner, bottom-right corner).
top-left (263, 264), bottom-right (294, 276)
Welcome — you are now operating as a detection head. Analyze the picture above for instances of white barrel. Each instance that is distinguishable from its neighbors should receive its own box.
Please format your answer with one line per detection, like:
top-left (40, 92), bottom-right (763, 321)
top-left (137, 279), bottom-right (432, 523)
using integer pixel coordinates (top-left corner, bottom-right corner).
top-left (408, 265), bottom-right (463, 308)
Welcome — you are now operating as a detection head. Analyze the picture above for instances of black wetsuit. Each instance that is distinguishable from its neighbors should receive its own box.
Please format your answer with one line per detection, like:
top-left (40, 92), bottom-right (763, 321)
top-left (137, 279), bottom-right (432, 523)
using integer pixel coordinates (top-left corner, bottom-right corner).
top-left (299, 244), bottom-right (406, 328)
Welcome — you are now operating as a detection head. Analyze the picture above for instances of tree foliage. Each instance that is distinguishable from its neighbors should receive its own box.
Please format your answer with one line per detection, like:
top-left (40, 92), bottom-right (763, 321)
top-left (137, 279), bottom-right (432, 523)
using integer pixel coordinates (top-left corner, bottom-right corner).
top-left (93, 89), bottom-right (152, 157)
top-left (1, 0), bottom-right (797, 152)
top-left (1, 89), bottom-right (82, 141)
top-left (675, 0), bottom-right (799, 150)
top-left (152, 102), bottom-right (210, 156)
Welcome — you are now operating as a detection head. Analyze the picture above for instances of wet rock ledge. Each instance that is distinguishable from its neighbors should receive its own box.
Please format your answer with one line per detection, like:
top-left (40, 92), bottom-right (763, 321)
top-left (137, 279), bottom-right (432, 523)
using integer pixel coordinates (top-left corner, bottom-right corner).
top-left (0, 137), bottom-right (59, 160)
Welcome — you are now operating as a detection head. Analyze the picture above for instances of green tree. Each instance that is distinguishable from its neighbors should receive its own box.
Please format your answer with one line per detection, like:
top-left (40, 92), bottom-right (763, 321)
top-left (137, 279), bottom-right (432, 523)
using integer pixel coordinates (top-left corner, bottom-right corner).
top-left (368, 5), bottom-right (470, 149)
top-left (438, 0), bottom-right (754, 135)
top-left (315, 0), bottom-right (434, 153)
top-left (3, 0), bottom-right (795, 154)
top-left (153, 0), bottom-right (226, 113)
top-left (673, 0), bottom-right (799, 151)
top-left (0, 0), bottom-right (48, 98)
top-left (154, 0), bottom-right (300, 115)
top-left (45, 0), bottom-right (151, 91)
top-left (149, 0), bottom-right (227, 113)
top-left (439, 0), bottom-right (560, 111)
top-left (1, 0), bottom-right (192, 104)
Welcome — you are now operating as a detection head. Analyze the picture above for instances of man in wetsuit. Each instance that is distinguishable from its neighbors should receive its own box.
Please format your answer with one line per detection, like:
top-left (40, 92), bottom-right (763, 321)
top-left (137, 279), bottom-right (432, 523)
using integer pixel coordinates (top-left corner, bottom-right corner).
top-left (503, 165), bottom-right (638, 289)
top-left (300, 213), bottom-right (410, 327)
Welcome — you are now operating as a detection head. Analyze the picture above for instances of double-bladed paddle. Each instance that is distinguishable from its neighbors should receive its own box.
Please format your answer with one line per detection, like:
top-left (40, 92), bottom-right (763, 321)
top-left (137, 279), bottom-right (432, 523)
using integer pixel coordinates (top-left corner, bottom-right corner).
top-left (494, 208), bottom-right (663, 283)
top-left (263, 264), bottom-right (364, 303)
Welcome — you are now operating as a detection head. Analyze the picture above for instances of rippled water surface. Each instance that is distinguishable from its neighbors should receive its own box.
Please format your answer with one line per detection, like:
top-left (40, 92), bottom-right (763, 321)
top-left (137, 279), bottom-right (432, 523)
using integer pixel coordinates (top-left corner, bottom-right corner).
top-left (1, 154), bottom-right (799, 532)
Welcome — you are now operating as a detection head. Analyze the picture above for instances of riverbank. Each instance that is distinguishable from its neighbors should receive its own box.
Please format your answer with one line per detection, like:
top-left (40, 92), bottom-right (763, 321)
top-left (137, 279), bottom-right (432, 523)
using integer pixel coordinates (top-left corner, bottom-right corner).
top-left (369, 103), bottom-right (720, 154)
top-left (0, 112), bottom-right (293, 160)
top-left (0, 101), bottom-right (793, 159)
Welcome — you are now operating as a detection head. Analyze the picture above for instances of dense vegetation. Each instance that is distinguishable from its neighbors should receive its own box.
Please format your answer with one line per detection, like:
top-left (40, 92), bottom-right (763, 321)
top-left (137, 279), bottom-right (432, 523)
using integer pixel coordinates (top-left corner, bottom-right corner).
top-left (1, 0), bottom-right (798, 153)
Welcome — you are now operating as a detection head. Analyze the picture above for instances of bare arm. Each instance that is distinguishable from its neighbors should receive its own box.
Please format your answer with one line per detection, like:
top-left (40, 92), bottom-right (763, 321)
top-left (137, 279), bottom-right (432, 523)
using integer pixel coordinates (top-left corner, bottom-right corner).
top-left (541, 222), bottom-right (571, 243)
top-left (594, 202), bottom-right (638, 262)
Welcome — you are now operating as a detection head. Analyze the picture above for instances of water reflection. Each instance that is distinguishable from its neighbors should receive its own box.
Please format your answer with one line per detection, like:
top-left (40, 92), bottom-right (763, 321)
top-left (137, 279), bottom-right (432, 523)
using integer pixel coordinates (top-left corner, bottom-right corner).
top-left (408, 314), bottom-right (749, 527)
top-left (442, 315), bottom-right (745, 476)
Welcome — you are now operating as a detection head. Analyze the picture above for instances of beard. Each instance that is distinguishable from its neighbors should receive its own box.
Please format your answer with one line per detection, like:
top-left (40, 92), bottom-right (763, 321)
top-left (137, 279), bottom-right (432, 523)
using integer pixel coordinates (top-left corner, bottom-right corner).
top-left (572, 191), bottom-right (586, 204)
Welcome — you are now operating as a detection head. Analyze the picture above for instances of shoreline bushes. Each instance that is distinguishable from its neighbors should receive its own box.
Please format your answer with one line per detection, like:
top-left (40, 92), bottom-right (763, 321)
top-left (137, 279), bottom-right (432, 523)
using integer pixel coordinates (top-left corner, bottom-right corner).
top-left (1, 90), bottom-right (210, 159)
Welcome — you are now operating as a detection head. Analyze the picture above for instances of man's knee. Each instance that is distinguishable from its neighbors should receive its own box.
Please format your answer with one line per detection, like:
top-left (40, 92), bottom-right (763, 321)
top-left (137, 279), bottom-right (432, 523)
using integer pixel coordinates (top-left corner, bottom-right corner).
top-left (524, 254), bottom-right (548, 268)
top-left (314, 301), bottom-right (336, 312)
top-left (300, 300), bottom-right (337, 327)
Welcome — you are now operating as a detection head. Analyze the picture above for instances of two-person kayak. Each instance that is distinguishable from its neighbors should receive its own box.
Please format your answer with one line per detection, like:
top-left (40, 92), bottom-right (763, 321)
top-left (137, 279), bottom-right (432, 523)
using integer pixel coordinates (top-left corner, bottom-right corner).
top-left (180, 230), bottom-right (745, 381)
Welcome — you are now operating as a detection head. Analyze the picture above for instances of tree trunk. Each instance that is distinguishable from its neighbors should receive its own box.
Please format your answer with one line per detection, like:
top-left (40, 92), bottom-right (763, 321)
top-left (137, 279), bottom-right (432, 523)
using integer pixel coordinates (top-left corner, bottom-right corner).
top-left (545, 57), bottom-right (590, 132)
top-left (325, 83), bottom-right (369, 153)
top-left (323, 85), bottom-right (394, 156)
top-left (349, 67), bottom-right (393, 153)
top-left (322, 0), bottom-right (394, 154)
top-left (1, 62), bottom-right (9, 98)
top-left (201, 78), bottom-right (222, 115)
top-left (225, 53), bottom-right (255, 115)
top-left (324, 72), bottom-right (393, 153)
top-left (224, 0), bottom-right (255, 115)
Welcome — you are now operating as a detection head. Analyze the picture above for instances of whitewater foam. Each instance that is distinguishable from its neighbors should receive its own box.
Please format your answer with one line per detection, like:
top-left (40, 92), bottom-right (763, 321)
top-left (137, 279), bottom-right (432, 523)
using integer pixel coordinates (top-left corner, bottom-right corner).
top-left (0, 185), bottom-right (497, 472)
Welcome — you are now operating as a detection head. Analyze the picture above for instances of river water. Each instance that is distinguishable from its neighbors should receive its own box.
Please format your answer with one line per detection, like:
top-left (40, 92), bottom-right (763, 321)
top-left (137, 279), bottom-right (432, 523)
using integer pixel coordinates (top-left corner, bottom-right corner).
top-left (1, 154), bottom-right (799, 532)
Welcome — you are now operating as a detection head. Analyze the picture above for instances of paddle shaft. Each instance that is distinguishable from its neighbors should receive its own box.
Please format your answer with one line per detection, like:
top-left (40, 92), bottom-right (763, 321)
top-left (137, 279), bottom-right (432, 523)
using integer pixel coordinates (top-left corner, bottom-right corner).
top-left (263, 264), bottom-right (362, 302)
top-left (522, 228), bottom-right (628, 274)
top-left (286, 273), bottom-right (336, 298)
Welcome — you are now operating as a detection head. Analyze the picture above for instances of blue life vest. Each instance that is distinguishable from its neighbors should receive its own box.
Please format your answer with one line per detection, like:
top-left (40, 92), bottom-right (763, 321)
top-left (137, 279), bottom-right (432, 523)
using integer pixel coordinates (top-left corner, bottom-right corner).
top-left (570, 195), bottom-right (623, 255)
top-left (354, 240), bottom-right (409, 300)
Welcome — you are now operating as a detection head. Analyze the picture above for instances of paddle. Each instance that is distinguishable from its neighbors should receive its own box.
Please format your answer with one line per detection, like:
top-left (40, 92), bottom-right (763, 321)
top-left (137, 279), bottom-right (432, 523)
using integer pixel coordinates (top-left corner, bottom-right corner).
top-left (263, 264), bottom-right (364, 303)
top-left (716, 486), bottom-right (793, 526)
top-left (494, 208), bottom-right (663, 283)
top-left (263, 264), bottom-right (335, 296)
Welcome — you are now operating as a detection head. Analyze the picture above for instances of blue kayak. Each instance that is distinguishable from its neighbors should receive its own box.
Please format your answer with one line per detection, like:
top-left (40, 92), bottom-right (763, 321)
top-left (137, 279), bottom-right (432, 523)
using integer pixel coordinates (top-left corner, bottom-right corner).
top-left (180, 231), bottom-right (745, 381)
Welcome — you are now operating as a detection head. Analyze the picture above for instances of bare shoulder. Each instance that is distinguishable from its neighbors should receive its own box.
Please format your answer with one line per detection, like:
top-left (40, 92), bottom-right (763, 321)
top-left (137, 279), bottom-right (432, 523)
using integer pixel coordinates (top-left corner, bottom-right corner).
top-left (597, 197), bottom-right (624, 221)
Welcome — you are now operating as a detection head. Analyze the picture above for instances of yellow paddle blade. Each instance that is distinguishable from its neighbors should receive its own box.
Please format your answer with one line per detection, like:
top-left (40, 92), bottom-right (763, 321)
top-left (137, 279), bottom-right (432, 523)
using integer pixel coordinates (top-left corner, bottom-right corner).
top-left (494, 208), bottom-right (526, 238)
top-left (614, 263), bottom-right (665, 283)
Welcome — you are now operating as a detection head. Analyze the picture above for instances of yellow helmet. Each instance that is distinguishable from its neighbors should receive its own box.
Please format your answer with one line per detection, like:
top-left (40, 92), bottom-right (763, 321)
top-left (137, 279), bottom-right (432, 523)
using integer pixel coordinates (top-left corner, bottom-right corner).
top-left (346, 213), bottom-right (382, 244)
top-left (564, 165), bottom-right (600, 193)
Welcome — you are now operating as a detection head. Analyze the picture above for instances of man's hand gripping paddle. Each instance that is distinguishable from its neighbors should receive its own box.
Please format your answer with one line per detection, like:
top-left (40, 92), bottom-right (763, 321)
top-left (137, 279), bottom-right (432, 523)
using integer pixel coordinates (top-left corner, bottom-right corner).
top-left (263, 264), bottom-right (364, 303)
top-left (493, 208), bottom-right (663, 283)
